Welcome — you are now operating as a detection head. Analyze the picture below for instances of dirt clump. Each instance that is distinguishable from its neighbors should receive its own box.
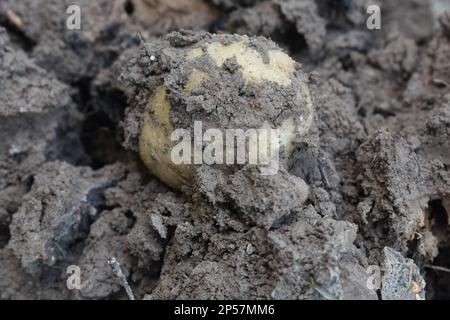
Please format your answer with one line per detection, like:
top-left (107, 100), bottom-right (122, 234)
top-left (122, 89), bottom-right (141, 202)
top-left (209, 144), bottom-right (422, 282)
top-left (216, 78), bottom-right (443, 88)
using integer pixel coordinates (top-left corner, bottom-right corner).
top-left (0, 0), bottom-right (450, 300)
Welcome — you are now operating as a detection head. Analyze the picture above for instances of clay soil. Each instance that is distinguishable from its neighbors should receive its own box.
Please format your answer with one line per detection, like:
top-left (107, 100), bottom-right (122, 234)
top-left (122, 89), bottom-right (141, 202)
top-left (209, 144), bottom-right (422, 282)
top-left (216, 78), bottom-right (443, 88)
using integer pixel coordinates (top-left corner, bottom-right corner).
top-left (0, 0), bottom-right (450, 300)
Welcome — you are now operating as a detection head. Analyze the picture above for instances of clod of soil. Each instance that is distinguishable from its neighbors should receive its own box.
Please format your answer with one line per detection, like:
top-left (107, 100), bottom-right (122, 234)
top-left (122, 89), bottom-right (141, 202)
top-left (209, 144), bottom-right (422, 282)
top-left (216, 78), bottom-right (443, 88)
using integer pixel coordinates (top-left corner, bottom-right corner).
top-left (0, 0), bottom-right (450, 300)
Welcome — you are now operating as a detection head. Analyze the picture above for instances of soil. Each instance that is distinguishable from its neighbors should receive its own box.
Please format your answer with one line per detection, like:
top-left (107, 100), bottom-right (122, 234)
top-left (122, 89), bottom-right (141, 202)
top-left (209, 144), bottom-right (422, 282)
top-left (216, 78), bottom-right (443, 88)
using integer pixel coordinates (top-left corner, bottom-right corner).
top-left (0, 0), bottom-right (449, 300)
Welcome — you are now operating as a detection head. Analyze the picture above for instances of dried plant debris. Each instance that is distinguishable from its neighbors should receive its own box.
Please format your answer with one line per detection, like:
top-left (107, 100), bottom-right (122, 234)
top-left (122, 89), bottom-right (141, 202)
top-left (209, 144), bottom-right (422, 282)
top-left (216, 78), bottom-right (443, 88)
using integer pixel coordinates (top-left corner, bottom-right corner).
top-left (0, 0), bottom-right (450, 300)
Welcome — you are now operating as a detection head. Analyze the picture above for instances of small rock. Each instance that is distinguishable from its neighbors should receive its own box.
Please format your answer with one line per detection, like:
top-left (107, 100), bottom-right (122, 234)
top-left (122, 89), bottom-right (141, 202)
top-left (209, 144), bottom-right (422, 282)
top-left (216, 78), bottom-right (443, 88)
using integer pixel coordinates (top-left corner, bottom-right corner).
top-left (381, 247), bottom-right (426, 300)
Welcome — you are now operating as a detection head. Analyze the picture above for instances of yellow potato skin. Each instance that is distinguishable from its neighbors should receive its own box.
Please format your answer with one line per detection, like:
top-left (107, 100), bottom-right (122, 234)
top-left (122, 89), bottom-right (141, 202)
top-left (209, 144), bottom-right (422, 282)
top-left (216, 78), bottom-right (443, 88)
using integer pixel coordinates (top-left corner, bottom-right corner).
top-left (139, 85), bottom-right (194, 189)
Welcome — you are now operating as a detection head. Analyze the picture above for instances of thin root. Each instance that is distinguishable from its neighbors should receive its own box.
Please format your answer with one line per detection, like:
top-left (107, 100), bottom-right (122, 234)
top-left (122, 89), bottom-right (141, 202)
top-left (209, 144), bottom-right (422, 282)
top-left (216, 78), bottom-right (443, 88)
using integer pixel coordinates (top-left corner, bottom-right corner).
top-left (425, 264), bottom-right (450, 274)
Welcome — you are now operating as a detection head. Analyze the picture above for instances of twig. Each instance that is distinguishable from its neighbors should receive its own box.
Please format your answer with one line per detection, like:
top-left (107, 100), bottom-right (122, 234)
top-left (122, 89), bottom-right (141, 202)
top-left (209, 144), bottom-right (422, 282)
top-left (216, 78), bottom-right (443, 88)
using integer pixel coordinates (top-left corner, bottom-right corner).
top-left (425, 264), bottom-right (450, 274)
top-left (137, 32), bottom-right (145, 45)
top-left (108, 257), bottom-right (135, 300)
top-left (137, 32), bottom-right (155, 61)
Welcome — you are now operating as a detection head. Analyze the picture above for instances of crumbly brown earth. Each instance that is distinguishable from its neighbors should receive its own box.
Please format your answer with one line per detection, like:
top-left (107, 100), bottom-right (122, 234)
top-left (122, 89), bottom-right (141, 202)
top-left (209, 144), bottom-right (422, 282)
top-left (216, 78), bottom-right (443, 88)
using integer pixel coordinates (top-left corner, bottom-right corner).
top-left (0, 0), bottom-right (449, 300)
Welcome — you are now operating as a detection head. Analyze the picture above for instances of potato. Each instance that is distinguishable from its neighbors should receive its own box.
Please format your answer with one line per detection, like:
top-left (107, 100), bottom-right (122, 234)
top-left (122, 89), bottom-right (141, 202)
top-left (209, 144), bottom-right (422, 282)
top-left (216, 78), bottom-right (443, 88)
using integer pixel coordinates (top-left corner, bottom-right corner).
top-left (129, 32), bottom-right (314, 189)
